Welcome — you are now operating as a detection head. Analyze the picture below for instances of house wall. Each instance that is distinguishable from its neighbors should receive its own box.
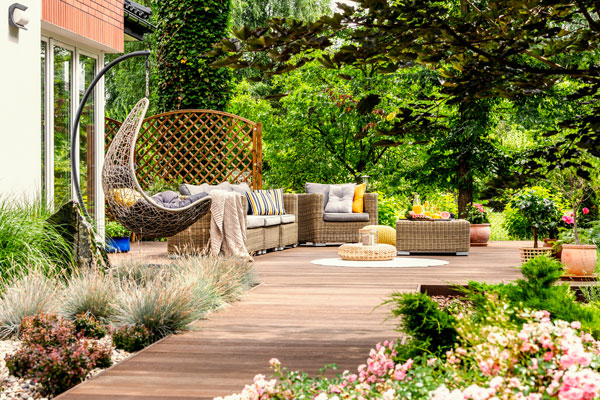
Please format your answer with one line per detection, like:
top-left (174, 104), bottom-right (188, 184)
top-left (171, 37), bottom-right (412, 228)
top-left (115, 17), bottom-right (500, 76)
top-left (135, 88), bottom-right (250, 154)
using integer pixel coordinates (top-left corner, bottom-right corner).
top-left (0, 0), bottom-right (43, 200)
top-left (42, 0), bottom-right (123, 52)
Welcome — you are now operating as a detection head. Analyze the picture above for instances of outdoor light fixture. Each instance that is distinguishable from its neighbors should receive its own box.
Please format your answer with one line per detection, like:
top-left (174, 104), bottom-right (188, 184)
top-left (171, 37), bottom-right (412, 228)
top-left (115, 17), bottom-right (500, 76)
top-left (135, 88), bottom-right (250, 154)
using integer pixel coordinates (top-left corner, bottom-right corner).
top-left (8, 3), bottom-right (29, 30)
top-left (360, 175), bottom-right (370, 191)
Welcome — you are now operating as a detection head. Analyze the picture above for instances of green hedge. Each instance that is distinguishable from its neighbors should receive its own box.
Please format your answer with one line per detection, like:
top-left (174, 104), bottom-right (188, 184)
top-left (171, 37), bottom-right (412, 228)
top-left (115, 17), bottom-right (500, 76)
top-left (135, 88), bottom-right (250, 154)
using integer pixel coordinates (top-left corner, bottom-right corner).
top-left (153, 0), bottom-right (232, 111)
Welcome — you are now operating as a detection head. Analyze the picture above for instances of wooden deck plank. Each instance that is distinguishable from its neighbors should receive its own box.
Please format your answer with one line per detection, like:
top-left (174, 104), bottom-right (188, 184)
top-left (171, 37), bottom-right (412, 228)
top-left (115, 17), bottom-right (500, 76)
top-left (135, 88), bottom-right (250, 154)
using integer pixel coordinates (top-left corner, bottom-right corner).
top-left (58, 241), bottom-right (526, 399)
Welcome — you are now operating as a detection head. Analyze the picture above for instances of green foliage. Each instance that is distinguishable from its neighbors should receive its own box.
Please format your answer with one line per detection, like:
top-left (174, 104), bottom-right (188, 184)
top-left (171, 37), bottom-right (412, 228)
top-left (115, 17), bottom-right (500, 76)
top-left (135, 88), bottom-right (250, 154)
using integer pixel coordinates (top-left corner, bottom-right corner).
top-left (465, 203), bottom-right (489, 224)
top-left (145, 177), bottom-right (183, 196)
top-left (377, 192), bottom-right (406, 228)
top-left (466, 256), bottom-right (600, 337)
top-left (0, 198), bottom-right (74, 281)
top-left (385, 292), bottom-right (458, 358)
top-left (111, 325), bottom-right (152, 352)
top-left (5, 314), bottom-right (112, 396)
top-left (73, 313), bottom-right (107, 339)
top-left (105, 221), bottom-right (130, 238)
top-left (153, 0), bottom-right (232, 111)
top-left (231, 0), bottom-right (330, 29)
top-left (503, 187), bottom-right (561, 245)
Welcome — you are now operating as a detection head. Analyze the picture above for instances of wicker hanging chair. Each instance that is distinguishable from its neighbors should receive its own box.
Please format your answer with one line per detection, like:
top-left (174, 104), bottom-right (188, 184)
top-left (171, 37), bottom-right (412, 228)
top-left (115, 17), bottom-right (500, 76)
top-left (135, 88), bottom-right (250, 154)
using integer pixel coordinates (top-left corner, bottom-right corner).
top-left (102, 97), bottom-right (212, 239)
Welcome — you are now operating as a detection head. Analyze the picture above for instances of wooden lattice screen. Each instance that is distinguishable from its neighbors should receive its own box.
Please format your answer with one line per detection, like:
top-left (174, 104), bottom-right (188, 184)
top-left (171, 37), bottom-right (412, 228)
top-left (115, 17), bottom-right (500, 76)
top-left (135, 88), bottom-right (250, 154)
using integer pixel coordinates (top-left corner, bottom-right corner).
top-left (105, 110), bottom-right (262, 190)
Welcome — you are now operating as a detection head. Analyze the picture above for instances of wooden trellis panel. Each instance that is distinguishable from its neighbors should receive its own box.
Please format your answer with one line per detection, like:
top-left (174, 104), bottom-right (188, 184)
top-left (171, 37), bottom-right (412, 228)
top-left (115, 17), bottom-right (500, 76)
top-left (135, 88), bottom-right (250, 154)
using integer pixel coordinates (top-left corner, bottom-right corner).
top-left (105, 110), bottom-right (262, 190)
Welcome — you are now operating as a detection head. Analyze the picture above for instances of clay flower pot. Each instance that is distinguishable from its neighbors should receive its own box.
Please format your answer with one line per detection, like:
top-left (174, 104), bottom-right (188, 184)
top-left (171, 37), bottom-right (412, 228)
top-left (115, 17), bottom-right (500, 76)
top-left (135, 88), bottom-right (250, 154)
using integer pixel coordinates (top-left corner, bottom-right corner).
top-left (470, 224), bottom-right (491, 247)
top-left (561, 244), bottom-right (597, 276)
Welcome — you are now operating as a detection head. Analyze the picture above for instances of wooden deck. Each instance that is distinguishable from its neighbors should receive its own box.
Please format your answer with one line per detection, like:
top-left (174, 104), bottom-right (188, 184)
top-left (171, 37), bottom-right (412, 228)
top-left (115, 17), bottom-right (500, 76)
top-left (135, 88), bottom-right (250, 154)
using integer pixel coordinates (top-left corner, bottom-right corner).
top-left (58, 241), bottom-right (526, 400)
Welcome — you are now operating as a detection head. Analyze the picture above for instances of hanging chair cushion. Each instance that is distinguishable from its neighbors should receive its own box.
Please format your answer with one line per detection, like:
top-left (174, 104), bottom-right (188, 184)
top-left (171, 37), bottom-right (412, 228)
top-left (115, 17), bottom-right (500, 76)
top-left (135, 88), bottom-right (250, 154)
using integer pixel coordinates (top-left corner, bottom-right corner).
top-left (150, 190), bottom-right (209, 209)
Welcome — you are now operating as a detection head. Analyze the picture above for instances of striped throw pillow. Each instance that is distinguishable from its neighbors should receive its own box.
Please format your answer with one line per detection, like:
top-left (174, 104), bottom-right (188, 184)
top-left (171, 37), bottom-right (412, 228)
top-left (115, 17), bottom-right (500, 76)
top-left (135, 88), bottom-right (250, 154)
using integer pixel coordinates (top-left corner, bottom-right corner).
top-left (246, 189), bottom-right (286, 216)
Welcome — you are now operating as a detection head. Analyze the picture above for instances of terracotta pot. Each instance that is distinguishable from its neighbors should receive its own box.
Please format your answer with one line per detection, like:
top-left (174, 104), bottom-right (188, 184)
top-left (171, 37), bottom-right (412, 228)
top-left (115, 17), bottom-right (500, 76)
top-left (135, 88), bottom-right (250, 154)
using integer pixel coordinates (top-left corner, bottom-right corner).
top-left (470, 224), bottom-right (491, 247)
top-left (561, 244), bottom-right (597, 276)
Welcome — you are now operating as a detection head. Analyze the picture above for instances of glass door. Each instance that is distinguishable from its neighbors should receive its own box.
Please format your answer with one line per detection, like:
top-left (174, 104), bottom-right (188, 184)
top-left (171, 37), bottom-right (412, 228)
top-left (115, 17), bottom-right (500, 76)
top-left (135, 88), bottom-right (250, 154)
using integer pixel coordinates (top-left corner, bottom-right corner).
top-left (53, 45), bottom-right (73, 208)
top-left (79, 54), bottom-right (97, 217)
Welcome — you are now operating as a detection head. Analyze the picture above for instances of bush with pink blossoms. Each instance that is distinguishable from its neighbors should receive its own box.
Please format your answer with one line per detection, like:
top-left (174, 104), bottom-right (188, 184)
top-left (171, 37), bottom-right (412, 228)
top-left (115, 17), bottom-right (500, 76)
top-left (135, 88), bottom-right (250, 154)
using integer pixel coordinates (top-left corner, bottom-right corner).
top-left (216, 299), bottom-right (600, 400)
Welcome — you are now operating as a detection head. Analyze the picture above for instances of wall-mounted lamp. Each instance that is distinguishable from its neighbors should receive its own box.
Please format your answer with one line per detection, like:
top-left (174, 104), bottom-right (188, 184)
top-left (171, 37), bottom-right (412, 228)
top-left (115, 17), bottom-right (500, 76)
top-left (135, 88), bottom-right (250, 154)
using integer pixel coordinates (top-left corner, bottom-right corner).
top-left (9, 3), bottom-right (29, 30)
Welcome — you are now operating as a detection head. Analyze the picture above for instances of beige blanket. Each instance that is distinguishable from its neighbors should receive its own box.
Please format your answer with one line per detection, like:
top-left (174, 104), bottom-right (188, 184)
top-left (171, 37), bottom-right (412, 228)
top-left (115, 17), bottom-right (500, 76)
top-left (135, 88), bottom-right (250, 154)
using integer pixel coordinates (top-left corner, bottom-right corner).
top-left (209, 190), bottom-right (251, 260)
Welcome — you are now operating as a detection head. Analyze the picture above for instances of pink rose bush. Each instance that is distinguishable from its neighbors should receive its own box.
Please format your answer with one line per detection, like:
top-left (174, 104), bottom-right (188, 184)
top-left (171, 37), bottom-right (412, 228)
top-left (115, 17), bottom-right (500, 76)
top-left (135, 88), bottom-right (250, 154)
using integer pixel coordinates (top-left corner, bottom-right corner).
top-left (215, 306), bottom-right (600, 400)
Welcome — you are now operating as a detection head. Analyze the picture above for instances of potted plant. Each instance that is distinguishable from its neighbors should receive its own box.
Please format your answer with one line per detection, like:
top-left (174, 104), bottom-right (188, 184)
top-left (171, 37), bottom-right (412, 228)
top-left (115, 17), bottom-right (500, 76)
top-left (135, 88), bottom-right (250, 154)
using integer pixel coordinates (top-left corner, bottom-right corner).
top-left (466, 203), bottom-right (491, 246)
top-left (507, 189), bottom-right (560, 263)
top-left (105, 221), bottom-right (131, 253)
top-left (550, 168), bottom-right (597, 276)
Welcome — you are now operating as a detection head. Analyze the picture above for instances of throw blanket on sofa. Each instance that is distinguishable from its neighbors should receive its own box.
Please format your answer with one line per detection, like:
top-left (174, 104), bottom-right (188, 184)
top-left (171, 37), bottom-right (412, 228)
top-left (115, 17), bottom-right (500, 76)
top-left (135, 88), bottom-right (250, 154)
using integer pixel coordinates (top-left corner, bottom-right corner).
top-left (209, 190), bottom-right (251, 260)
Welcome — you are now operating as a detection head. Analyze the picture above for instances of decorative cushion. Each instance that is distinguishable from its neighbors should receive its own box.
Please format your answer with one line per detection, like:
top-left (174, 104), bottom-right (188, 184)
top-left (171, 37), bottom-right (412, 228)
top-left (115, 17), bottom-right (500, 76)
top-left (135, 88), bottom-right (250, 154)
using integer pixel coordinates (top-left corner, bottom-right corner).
top-left (179, 182), bottom-right (232, 196)
top-left (352, 184), bottom-right (366, 213)
top-left (151, 191), bottom-right (208, 209)
top-left (230, 182), bottom-right (251, 195)
top-left (246, 189), bottom-right (286, 216)
top-left (112, 188), bottom-right (143, 207)
top-left (362, 224), bottom-right (396, 246)
top-left (324, 183), bottom-right (356, 213)
top-left (323, 212), bottom-right (370, 222)
top-left (246, 215), bottom-right (265, 229)
top-left (305, 182), bottom-right (331, 210)
top-left (280, 214), bottom-right (296, 224)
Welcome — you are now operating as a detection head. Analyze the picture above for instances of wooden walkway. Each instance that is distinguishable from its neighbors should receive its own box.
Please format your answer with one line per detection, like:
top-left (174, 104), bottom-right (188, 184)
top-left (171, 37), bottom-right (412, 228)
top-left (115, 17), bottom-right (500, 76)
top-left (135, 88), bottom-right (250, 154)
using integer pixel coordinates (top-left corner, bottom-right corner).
top-left (58, 242), bottom-right (526, 399)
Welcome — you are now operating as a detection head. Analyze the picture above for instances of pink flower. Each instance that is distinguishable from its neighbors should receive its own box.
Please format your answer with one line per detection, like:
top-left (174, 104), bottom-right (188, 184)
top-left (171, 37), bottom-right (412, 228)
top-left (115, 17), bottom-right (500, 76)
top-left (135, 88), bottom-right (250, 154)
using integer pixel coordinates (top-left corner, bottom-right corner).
top-left (269, 358), bottom-right (280, 367)
top-left (562, 215), bottom-right (574, 225)
top-left (571, 321), bottom-right (582, 330)
top-left (583, 207), bottom-right (590, 215)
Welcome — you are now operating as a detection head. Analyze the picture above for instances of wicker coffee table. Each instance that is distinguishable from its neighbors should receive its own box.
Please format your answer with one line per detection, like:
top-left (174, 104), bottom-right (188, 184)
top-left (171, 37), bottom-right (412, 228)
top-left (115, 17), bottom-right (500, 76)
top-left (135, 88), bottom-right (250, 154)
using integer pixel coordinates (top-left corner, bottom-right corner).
top-left (396, 219), bottom-right (470, 255)
top-left (338, 243), bottom-right (397, 261)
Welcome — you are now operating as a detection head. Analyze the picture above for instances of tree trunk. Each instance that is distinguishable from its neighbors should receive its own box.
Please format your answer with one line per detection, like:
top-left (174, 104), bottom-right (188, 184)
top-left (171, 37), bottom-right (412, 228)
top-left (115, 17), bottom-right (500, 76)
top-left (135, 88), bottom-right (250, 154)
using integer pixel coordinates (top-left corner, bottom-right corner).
top-left (573, 206), bottom-right (580, 245)
top-left (457, 156), bottom-right (473, 219)
top-left (533, 227), bottom-right (538, 248)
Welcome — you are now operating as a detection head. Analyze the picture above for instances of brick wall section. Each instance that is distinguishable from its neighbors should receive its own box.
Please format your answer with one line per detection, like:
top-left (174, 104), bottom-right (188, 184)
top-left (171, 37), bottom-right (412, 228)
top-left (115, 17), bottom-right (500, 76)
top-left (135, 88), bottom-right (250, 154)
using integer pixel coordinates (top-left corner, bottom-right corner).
top-left (42, 0), bottom-right (124, 52)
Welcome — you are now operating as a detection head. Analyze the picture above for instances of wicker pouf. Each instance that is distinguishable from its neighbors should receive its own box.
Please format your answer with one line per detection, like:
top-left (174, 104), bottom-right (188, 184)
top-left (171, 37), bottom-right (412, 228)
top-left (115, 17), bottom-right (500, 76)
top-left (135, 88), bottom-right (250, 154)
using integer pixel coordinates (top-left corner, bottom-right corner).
top-left (362, 224), bottom-right (396, 246)
top-left (338, 243), bottom-right (397, 261)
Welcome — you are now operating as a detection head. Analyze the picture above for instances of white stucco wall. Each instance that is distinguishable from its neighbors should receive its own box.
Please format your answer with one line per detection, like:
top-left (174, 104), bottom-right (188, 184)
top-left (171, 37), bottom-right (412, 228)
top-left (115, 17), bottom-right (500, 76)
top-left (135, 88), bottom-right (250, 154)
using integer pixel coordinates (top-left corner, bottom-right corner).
top-left (0, 0), bottom-right (42, 200)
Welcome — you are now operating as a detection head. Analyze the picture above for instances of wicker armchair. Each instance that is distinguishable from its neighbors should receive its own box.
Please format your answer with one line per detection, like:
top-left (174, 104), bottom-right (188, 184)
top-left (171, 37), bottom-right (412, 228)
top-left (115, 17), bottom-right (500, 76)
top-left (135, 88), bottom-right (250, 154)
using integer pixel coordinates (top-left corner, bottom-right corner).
top-left (297, 192), bottom-right (378, 244)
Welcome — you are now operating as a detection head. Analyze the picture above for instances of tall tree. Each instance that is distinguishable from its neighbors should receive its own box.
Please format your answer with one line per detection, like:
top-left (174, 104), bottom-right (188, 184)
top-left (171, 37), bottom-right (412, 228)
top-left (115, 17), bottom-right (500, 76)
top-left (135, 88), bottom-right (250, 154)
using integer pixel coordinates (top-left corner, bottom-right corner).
top-left (231, 0), bottom-right (331, 29)
top-left (154, 0), bottom-right (233, 111)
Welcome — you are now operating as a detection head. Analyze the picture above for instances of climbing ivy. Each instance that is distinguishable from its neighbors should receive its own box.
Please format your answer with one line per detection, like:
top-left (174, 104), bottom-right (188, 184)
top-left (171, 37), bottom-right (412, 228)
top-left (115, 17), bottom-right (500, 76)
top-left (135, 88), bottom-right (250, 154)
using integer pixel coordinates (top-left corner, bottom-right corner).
top-left (153, 0), bottom-right (232, 111)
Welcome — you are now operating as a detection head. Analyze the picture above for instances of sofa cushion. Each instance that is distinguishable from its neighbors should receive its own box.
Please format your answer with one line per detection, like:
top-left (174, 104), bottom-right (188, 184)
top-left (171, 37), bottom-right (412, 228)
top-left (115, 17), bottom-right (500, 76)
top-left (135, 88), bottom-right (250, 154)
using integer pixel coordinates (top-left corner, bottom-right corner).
top-left (246, 189), bottom-right (285, 216)
top-left (323, 212), bottom-right (370, 222)
top-left (263, 215), bottom-right (281, 226)
top-left (246, 215), bottom-right (265, 229)
top-left (180, 182), bottom-right (232, 196)
top-left (280, 214), bottom-right (296, 224)
top-left (305, 182), bottom-right (330, 210)
top-left (151, 191), bottom-right (208, 209)
top-left (353, 183), bottom-right (366, 213)
top-left (325, 183), bottom-right (356, 213)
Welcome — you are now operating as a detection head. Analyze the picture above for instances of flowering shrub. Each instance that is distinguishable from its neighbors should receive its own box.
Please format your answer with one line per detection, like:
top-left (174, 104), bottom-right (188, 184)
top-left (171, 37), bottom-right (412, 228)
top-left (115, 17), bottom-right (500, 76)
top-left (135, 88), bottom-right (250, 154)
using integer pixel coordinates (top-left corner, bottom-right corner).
top-left (466, 203), bottom-right (490, 224)
top-left (216, 304), bottom-right (600, 400)
top-left (5, 313), bottom-right (112, 396)
top-left (112, 325), bottom-right (151, 352)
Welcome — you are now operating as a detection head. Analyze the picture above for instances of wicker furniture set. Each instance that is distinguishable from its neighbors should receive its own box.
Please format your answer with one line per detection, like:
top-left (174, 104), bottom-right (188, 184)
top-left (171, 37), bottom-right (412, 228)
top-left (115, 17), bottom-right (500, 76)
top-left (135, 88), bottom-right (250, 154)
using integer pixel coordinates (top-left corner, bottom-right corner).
top-left (166, 183), bottom-right (471, 257)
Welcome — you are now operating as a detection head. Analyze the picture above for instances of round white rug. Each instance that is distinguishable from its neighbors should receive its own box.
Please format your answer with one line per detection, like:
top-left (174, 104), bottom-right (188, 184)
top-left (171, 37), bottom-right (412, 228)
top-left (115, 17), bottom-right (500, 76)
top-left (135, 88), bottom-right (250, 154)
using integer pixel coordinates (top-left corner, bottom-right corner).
top-left (310, 257), bottom-right (449, 268)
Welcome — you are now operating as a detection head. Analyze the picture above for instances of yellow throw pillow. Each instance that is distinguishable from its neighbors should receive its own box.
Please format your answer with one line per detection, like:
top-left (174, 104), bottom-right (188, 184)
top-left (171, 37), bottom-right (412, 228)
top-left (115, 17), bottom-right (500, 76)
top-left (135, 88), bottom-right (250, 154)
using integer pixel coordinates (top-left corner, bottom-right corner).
top-left (352, 183), bottom-right (366, 213)
top-left (112, 188), bottom-right (142, 207)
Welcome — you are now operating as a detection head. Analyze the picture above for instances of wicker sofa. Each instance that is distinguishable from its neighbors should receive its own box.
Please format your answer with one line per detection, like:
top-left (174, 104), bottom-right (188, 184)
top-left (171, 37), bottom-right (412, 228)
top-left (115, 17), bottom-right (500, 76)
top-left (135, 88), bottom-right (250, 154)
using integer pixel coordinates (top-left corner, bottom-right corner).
top-left (167, 193), bottom-right (298, 255)
top-left (297, 192), bottom-right (378, 244)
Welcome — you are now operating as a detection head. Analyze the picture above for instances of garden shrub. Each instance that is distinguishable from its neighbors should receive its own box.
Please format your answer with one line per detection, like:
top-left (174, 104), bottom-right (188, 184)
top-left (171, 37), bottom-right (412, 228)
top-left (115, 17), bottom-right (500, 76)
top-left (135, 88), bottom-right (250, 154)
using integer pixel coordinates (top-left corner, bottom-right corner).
top-left (112, 325), bottom-right (151, 352)
top-left (5, 313), bottom-right (112, 396)
top-left (153, 0), bottom-right (232, 112)
top-left (466, 255), bottom-right (600, 337)
top-left (0, 270), bottom-right (58, 339)
top-left (61, 268), bottom-right (115, 322)
top-left (73, 313), bottom-right (107, 339)
top-left (385, 292), bottom-right (458, 359)
top-left (377, 192), bottom-right (406, 227)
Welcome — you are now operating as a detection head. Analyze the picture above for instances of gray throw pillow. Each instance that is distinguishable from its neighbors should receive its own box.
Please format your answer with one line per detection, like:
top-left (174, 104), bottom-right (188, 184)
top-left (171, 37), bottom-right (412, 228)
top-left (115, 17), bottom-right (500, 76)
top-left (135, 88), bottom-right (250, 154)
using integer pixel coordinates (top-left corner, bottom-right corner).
top-left (230, 182), bottom-right (251, 195)
top-left (305, 182), bottom-right (331, 210)
top-left (324, 183), bottom-right (356, 213)
top-left (180, 182), bottom-right (233, 195)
